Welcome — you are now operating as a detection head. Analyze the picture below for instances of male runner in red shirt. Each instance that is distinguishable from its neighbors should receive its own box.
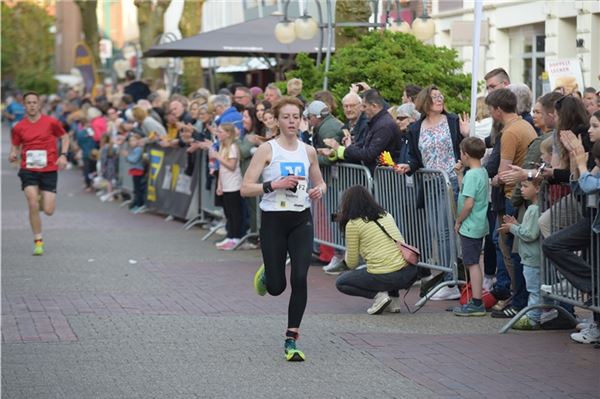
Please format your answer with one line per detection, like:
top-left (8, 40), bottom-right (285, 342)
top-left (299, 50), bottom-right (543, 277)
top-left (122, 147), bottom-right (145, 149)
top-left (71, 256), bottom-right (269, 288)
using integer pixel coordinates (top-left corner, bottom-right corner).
top-left (9, 91), bottom-right (70, 255)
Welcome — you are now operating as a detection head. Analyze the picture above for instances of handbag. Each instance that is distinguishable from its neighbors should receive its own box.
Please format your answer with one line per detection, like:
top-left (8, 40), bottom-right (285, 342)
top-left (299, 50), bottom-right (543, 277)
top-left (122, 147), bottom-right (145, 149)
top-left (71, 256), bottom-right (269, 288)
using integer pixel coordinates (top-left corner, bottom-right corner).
top-left (373, 219), bottom-right (421, 265)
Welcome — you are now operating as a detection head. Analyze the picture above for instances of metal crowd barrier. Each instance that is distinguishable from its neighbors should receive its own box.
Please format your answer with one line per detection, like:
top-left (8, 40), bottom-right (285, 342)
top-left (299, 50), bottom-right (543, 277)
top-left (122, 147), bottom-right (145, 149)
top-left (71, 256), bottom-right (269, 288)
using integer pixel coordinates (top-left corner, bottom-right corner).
top-left (374, 167), bottom-right (461, 308)
top-left (116, 142), bottom-right (134, 209)
top-left (500, 182), bottom-right (599, 333)
top-left (313, 163), bottom-right (373, 250)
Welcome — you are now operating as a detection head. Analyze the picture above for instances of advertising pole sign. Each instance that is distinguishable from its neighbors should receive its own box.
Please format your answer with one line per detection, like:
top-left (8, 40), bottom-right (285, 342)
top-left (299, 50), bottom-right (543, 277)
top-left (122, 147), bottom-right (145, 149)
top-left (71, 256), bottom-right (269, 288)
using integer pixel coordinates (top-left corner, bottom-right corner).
top-left (74, 42), bottom-right (99, 95)
top-left (546, 58), bottom-right (585, 94)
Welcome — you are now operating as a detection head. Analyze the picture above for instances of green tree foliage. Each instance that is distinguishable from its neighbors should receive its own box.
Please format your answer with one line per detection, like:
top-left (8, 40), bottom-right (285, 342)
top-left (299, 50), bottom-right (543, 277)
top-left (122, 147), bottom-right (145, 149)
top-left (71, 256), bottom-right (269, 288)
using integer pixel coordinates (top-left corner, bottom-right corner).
top-left (180, 0), bottom-right (204, 95)
top-left (285, 31), bottom-right (472, 114)
top-left (334, 0), bottom-right (372, 50)
top-left (1, 2), bottom-right (57, 94)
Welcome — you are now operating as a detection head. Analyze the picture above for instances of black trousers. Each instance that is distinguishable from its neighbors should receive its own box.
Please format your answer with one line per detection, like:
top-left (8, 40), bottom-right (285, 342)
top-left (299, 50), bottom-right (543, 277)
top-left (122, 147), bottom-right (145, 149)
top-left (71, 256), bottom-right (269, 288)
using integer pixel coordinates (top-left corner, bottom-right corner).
top-left (260, 209), bottom-right (313, 329)
top-left (222, 190), bottom-right (243, 239)
top-left (336, 265), bottom-right (418, 299)
top-left (132, 174), bottom-right (146, 208)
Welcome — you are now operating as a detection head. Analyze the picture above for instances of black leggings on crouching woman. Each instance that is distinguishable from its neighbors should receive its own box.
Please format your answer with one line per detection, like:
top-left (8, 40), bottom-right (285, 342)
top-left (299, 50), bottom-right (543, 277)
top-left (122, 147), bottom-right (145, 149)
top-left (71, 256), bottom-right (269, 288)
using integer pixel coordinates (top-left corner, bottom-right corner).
top-left (260, 209), bottom-right (313, 329)
top-left (336, 265), bottom-right (418, 299)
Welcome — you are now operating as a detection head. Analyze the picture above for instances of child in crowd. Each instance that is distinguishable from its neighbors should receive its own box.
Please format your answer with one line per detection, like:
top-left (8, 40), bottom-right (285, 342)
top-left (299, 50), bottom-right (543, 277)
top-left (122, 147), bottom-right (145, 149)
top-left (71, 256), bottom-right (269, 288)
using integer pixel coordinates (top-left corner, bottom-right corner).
top-left (499, 179), bottom-right (542, 329)
top-left (453, 137), bottom-right (489, 316)
top-left (99, 134), bottom-right (118, 202)
top-left (74, 116), bottom-right (98, 192)
top-left (210, 123), bottom-right (243, 250)
top-left (122, 130), bottom-right (147, 213)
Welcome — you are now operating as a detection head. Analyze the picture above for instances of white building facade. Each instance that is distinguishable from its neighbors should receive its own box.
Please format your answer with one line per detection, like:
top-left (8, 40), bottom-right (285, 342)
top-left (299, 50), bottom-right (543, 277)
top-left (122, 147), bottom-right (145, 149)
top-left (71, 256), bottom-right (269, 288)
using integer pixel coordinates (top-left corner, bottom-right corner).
top-left (431, 0), bottom-right (600, 97)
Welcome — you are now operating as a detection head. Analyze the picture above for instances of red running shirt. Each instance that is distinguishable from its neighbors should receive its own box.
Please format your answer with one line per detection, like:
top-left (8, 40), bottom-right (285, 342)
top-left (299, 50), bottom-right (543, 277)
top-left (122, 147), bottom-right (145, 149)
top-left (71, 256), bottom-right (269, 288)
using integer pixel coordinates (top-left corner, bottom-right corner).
top-left (12, 115), bottom-right (66, 172)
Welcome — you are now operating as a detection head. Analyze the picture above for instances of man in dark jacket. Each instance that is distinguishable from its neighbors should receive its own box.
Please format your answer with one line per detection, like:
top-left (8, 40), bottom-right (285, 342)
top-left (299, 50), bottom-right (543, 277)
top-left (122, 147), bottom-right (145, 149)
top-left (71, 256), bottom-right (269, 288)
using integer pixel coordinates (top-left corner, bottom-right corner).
top-left (323, 89), bottom-right (400, 175)
top-left (124, 70), bottom-right (151, 103)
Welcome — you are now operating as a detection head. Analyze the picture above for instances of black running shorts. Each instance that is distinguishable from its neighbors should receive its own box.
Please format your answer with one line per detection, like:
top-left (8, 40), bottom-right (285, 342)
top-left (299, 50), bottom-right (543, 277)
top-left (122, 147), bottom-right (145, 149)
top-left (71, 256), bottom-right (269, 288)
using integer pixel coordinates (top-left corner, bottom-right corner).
top-left (18, 169), bottom-right (58, 193)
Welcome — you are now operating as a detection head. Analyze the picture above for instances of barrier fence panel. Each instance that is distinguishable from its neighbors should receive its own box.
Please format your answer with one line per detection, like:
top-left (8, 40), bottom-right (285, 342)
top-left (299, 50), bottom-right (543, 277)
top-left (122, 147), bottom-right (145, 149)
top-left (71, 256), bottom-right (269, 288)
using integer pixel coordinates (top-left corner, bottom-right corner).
top-left (374, 167), bottom-right (460, 308)
top-left (500, 182), bottom-right (599, 333)
top-left (145, 144), bottom-right (200, 220)
top-left (116, 142), bottom-right (134, 208)
top-left (313, 163), bottom-right (373, 250)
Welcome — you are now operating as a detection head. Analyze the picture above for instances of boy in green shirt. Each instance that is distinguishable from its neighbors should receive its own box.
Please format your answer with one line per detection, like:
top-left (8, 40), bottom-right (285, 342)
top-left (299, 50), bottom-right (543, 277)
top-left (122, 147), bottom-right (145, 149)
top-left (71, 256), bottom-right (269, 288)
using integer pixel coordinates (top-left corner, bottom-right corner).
top-left (453, 137), bottom-right (489, 316)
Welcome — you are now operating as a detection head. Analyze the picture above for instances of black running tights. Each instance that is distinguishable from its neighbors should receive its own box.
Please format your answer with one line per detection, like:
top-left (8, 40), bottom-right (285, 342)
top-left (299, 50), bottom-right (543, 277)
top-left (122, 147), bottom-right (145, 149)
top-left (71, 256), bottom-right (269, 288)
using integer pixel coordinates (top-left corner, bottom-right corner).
top-left (260, 209), bottom-right (313, 329)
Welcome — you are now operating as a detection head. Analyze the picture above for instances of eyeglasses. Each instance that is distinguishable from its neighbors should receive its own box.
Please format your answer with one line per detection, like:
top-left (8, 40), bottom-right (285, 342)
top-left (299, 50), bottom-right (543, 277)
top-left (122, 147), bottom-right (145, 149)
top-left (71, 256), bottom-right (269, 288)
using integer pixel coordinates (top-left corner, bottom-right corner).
top-left (343, 103), bottom-right (361, 108)
top-left (431, 94), bottom-right (444, 102)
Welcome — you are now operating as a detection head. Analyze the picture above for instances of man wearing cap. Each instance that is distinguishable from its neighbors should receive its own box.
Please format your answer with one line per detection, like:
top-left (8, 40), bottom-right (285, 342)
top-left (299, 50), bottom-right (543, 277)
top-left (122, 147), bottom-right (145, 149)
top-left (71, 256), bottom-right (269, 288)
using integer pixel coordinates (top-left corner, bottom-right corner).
top-left (324, 89), bottom-right (401, 174)
top-left (304, 100), bottom-right (343, 166)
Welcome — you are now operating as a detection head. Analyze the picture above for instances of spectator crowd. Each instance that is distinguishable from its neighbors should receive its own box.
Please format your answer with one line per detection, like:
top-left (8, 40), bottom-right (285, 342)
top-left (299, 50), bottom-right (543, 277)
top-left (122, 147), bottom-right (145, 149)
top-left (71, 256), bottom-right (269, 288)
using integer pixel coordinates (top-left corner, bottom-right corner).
top-left (4, 65), bottom-right (599, 348)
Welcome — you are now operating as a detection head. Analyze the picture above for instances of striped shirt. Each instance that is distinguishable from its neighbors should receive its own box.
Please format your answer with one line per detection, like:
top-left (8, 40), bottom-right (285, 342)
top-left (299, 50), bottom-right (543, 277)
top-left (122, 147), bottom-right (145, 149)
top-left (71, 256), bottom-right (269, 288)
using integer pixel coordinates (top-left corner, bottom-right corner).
top-left (344, 213), bottom-right (408, 274)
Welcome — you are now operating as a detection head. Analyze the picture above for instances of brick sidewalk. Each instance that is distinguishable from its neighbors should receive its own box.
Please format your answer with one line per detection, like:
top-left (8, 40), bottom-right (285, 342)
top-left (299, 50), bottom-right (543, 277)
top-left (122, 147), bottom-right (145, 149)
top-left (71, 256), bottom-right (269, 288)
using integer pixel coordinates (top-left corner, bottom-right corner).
top-left (2, 130), bottom-right (598, 399)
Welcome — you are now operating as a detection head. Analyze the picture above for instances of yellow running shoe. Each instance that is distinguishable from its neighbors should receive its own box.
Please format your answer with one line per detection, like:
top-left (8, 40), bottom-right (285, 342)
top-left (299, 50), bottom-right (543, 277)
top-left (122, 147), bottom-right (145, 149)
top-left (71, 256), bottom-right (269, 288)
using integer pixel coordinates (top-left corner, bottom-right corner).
top-left (284, 338), bottom-right (305, 362)
top-left (253, 263), bottom-right (267, 296)
top-left (33, 240), bottom-right (44, 256)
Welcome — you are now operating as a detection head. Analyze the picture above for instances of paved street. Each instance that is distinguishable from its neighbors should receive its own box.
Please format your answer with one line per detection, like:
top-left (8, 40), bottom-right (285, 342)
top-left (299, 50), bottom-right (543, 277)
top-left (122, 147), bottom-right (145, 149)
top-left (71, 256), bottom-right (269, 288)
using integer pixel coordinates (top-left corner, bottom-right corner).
top-left (1, 130), bottom-right (598, 399)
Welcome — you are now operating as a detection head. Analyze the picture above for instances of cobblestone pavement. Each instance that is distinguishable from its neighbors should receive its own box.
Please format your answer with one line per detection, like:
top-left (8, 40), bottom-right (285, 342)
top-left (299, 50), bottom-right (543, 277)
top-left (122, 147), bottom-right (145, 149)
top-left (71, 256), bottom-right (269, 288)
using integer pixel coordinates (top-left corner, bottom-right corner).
top-left (2, 129), bottom-right (598, 399)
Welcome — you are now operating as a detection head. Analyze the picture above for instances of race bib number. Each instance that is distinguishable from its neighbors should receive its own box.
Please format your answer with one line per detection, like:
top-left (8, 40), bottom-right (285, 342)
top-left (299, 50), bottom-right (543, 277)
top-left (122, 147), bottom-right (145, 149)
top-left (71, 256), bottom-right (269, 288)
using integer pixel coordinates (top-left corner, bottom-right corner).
top-left (275, 179), bottom-right (308, 210)
top-left (26, 150), bottom-right (47, 169)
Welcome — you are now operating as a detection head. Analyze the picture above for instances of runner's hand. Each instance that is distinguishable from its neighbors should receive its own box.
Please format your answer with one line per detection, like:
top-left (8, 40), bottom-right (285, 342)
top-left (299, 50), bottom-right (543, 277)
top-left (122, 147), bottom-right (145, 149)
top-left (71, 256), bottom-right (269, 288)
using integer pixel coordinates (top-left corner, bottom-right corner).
top-left (308, 186), bottom-right (323, 200)
top-left (273, 175), bottom-right (304, 190)
top-left (9, 151), bottom-right (18, 163)
top-left (56, 154), bottom-right (68, 170)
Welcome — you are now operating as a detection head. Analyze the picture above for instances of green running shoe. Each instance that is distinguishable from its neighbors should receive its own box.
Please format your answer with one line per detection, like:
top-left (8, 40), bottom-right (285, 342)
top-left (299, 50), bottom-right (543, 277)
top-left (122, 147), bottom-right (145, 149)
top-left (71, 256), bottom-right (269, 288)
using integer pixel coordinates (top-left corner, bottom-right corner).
top-left (284, 338), bottom-right (305, 362)
top-left (33, 240), bottom-right (44, 256)
top-left (253, 263), bottom-right (267, 296)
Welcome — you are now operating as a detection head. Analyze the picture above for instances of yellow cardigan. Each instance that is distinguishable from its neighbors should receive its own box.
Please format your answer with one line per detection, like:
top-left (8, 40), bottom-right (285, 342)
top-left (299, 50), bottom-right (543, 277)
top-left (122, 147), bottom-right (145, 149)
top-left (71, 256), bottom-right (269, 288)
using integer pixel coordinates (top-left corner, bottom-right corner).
top-left (344, 213), bottom-right (408, 274)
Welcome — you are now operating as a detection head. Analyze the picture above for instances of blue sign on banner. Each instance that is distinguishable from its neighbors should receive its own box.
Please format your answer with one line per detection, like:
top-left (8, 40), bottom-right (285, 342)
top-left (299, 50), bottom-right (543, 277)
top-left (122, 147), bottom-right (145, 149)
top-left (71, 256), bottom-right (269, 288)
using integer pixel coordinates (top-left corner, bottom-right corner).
top-left (74, 42), bottom-right (98, 95)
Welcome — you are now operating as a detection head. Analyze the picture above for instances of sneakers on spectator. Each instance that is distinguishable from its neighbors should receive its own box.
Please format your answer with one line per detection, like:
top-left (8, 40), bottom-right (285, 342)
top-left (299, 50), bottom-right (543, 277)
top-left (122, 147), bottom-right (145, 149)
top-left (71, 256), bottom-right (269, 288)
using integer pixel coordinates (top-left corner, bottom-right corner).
top-left (133, 205), bottom-right (148, 214)
top-left (491, 305), bottom-right (519, 318)
top-left (238, 241), bottom-right (259, 250)
top-left (482, 276), bottom-right (495, 292)
top-left (367, 293), bottom-right (391, 315)
top-left (512, 315), bottom-right (541, 330)
top-left (386, 296), bottom-right (401, 313)
top-left (576, 319), bottom-right (592, 331)
top-left (540, 309), bottom-right (558, 324)
top-left (218, 238), bottom-right (240, 251)
top-left (215, 238), bottom-right (230, 248)
top-left (453, 300), bottom-right (486, 317)
top-left (430, 286), bottom-right (460, 301)
top-left (129, 206), bottom-right (140, 213)
top-left (323, 258), bottom-right (349, 275)
top-left (492, 298), bottom-right (511, 311)
top-left (540, 279), bottom-right (570, 294)
top-left (570, 323), bottom-right (599, 344)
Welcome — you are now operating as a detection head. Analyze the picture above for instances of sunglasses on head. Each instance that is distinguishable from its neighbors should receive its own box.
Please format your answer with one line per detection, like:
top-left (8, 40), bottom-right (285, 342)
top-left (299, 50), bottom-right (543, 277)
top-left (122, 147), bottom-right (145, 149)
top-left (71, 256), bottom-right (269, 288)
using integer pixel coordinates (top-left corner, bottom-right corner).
top-left (396, 116), bottom-right (408, 121)
top-left (554, 94), bottom-right (571, 111)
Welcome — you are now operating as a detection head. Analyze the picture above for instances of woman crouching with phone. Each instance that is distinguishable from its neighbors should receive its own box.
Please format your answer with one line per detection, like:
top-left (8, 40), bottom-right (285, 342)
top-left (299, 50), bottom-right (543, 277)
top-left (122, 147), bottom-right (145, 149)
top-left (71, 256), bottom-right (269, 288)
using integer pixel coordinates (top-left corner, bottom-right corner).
top-left (335, 185), bottom-right (418, 315)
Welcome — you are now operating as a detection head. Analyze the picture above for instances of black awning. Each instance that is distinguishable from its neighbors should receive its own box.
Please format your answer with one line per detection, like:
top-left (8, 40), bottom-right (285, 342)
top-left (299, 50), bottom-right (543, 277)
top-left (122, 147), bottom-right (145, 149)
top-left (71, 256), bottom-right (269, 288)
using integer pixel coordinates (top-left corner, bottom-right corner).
top-left (144, 15), bottom-right (334, 58)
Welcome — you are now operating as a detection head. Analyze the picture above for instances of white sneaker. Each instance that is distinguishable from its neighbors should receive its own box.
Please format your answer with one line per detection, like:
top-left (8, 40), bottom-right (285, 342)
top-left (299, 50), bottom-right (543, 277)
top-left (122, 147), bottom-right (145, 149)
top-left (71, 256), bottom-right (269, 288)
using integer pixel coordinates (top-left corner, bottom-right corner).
top-left (367, 293), bottom-right (391, 315)
top-left (576, 319), bottom-right (592, 331)
top-left (386, 296), bottom-right (401, 313)
top-left (430, 285), bottom-right (461, 301)
top-left (482, 276), bottom-right (495, 292)
top-left (322, 256), bottom-right (341, 270)
top-left (570, 323), bottom-right (599, 344)
top-left (540, 309), bottom-right (559, 324)
top-left (215, 238), bottom-right (230, 247)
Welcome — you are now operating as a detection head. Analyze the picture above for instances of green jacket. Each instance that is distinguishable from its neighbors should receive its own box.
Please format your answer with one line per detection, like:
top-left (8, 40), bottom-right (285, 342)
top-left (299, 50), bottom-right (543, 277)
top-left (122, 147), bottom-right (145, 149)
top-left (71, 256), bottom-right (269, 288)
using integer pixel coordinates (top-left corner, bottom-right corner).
top-left (312, 114), bottom-right (343, 166)
top-left (510, 204), bottom-right (541, 267)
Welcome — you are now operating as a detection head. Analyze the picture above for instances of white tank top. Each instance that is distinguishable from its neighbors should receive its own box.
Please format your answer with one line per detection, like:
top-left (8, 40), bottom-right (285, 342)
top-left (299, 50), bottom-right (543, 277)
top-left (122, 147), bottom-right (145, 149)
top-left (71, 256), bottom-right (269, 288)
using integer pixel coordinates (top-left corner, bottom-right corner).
top-left (260, 139), bottom-right (312, 212)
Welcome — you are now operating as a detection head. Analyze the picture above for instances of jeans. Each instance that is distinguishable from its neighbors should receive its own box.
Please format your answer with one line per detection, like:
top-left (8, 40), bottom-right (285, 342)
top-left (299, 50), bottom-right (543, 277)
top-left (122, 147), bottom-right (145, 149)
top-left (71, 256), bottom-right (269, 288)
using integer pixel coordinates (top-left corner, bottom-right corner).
top-left (336, 266), bottom-right (418, 299)
top-left (523, 266), bottom-right (541, 322)
top-left (483, 207), bottom-right (497, 277)
top-left (132, 174), bottom-right (147, 208)
top-left (542, 216), bottom-right (592, 293)
top-left (501, 200), bottom-right (528, 310)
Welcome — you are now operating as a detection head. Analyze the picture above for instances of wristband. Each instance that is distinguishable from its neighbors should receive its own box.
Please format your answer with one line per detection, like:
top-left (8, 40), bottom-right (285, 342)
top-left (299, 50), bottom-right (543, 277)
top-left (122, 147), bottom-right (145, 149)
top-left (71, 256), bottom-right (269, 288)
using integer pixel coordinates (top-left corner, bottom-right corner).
top-left (262, 181), bottom-right (274, 193)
